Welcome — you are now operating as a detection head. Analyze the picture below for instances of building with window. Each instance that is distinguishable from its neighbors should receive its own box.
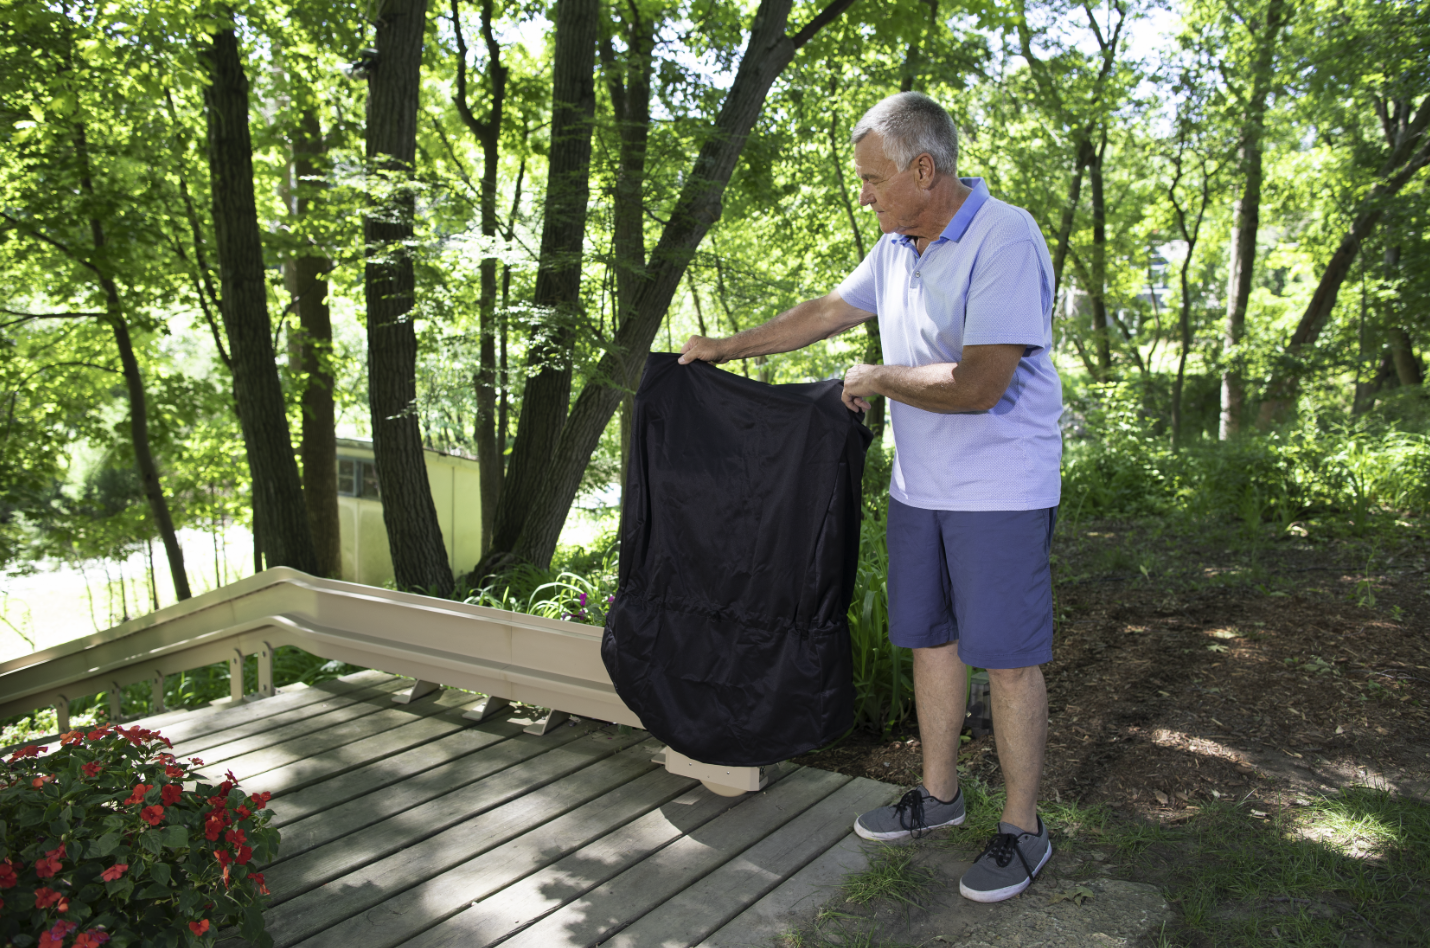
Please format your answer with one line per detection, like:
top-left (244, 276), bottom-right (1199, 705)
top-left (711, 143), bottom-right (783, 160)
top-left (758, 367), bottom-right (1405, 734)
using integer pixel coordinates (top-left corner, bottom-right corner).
top-left (336, 438), bottom-right (483, 587)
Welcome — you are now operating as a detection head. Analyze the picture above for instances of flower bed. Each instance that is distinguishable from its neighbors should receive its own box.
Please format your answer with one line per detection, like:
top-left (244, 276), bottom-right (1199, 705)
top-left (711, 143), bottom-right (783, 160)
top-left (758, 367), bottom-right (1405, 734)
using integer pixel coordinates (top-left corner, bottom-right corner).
top-left (1, 725), bottom-right (277, 947)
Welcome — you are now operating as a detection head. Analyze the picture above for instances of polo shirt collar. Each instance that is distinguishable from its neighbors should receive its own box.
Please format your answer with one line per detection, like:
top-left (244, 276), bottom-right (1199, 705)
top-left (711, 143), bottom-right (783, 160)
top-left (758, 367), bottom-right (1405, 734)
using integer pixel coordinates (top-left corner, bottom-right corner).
top-left (893, 177), bottom-right (990, 249)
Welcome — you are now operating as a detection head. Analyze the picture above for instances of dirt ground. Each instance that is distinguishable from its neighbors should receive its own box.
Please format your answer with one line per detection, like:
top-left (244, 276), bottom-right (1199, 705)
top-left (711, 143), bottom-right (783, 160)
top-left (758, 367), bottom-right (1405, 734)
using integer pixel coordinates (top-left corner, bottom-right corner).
top-left (797, 519), bottom-right (1430, 817)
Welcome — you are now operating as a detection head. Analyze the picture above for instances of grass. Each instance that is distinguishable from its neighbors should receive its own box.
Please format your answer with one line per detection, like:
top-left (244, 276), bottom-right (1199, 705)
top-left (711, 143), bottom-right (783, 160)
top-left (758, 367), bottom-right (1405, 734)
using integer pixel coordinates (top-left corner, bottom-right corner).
top-left (773, 779), bottom-right (1429, 947)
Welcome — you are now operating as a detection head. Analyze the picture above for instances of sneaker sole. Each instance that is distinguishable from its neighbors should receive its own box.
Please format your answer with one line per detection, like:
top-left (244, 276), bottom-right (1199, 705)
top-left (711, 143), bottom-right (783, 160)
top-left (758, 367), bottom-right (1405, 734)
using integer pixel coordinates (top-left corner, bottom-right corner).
top-left (853, 813), bottom-right (965, 842)
top-left (958, 840), bottom-right (1053, 903)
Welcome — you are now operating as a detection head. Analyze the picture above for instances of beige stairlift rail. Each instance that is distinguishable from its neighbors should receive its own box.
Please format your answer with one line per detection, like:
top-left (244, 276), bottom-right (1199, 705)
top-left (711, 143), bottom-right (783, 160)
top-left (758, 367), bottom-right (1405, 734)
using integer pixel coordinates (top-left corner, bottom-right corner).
top-left (0, 568), bottom-right (766, 795)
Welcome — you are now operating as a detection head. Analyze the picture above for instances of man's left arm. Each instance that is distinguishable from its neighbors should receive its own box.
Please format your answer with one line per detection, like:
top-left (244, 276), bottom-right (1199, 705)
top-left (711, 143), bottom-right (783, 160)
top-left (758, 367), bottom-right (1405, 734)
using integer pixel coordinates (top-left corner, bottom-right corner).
top-left (841, 237), bottom-right (1049, 414)
top-left (841, 345), bottom-right (1024, 414)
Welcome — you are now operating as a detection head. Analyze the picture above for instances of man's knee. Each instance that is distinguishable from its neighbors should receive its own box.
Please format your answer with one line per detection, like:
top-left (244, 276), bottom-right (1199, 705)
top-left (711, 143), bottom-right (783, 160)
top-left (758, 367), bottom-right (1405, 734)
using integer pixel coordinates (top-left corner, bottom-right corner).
top-left (986, 665), bottom-right (1043, 691)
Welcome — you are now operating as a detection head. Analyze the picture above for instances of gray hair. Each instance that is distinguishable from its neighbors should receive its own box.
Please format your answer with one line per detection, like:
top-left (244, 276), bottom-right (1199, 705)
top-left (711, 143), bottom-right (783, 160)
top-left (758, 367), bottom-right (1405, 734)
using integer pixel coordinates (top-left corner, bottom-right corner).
top-left (850, 92), bottom-right (958, 176)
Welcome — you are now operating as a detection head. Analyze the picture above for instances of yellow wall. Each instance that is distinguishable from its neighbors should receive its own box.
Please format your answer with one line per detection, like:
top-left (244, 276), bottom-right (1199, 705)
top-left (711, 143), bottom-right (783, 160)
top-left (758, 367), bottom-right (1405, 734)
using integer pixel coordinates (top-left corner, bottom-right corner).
top-left (335, 439), bottom-right (483, 587)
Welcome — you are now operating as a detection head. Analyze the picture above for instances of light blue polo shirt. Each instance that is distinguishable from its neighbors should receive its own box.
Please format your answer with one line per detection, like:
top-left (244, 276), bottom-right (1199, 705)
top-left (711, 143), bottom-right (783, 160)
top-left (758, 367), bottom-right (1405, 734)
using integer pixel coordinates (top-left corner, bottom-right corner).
top-left (836, 178), bottom-right (1063, 511)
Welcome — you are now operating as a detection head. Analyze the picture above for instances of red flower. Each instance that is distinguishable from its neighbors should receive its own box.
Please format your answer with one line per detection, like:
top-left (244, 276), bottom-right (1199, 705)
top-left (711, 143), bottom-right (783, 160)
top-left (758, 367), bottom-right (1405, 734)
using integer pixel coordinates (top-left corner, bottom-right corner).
top-left (216, 780), bottom-right (235, 797)
top-left (235, 804), bottom-right (251, 819)
top-left (60, 730), bottom-right (84, 746)
top-left (214, 850), bottom-right (232, 868)
top-left (73, 931), bottom-right (111, 948)
top-left (9, 744), bottom-right (44, 761)
top-left (31, 774), bottom-right (55, 789)
top-left (204, 818), bottom-right (225, 841)
top-left (161, 784), bottom-right (183, 806)
top-left (226, 769), bottom-right (239, 784)
top-left (86, 726), bottom-right (110, 740)
top-left (34, 844), bottom-right (65, 879)
top-left (224, 828), bottom-right (247, 846)
top-left (189, 919), bottom-right (210, 935)
top-left (251, 791), bottom-right (272, 810)
top-left (0, 860), bottom-right (17, 888)
top-left (82, 761), bottom-right (104, 777)
top-left (100, 863), bottom-right (129, 882)
top-left (34, 886), bottom-right (67, 909)
top-left (164, 764), bottom-right (184, 779)
top-left (124, 783), bottom-right (152, 805)
top-left (39, 920), bottom-right (78, 948)
top-left (249, 872), bottom-right (270, 895)
top-left (189, 757), bottom-right (204, 766)
top-left (140, 804), bottom-right (165, 826)
top-left (235, 844), bottom-right (254, 865)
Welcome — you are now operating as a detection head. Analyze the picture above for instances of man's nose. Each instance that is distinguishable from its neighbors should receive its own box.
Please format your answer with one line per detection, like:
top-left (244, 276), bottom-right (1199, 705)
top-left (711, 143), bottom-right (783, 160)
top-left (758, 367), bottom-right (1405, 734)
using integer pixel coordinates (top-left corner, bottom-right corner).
top-left (858, 184), bottom-right (875, 207)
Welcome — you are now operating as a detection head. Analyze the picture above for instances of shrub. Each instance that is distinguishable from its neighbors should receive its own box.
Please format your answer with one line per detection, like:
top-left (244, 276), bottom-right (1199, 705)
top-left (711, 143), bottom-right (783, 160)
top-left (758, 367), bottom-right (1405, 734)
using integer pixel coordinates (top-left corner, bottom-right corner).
top-left (0, 725), bottom-right (277, 948)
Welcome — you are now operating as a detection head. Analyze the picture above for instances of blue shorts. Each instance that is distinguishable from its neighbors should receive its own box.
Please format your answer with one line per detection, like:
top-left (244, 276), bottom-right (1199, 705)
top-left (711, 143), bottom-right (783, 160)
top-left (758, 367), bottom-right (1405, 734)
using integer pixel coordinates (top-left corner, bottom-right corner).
top-left (885, 498), bottom-right (1057, 668)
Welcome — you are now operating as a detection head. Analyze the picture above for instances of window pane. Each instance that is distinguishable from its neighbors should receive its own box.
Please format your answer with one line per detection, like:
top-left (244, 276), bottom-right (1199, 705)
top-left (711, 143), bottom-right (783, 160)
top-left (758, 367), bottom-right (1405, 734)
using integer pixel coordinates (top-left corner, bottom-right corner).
top-left (361, 462), bottom-right (381, 500)
top-left (337, 458), bottom-right (356, 496)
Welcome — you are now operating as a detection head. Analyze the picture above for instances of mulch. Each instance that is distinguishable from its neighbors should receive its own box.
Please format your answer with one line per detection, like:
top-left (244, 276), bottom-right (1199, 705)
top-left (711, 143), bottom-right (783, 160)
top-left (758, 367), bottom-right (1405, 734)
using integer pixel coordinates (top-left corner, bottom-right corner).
top-left (796, 522), bottom-right (1430, 818)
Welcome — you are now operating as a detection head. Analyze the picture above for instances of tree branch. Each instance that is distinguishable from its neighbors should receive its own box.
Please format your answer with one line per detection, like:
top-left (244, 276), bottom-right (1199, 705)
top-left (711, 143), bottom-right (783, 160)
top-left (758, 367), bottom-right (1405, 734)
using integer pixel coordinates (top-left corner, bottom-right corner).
top-left (789, 0), bottom-right (858, 49)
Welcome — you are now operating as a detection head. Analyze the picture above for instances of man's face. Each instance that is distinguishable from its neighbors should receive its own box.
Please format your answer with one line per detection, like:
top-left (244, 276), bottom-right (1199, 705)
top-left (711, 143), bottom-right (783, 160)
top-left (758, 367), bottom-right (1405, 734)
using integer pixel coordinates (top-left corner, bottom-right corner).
top-left (853, 132), bottom-right (926, 235)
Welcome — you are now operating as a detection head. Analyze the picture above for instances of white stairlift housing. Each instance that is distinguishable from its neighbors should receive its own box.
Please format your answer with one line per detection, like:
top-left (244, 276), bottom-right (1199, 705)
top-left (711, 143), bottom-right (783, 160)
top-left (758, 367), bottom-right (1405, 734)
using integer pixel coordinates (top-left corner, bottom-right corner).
top-left (0, 568), bottom-right (764, 796)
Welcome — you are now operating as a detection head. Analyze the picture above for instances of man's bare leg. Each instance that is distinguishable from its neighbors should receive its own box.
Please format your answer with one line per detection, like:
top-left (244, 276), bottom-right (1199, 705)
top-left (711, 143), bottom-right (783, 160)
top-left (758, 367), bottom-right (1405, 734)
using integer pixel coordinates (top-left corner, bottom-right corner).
top-left (987, 664), bottom-right (1048, 832)
top-left (913, 641), bottom-right (968, 802)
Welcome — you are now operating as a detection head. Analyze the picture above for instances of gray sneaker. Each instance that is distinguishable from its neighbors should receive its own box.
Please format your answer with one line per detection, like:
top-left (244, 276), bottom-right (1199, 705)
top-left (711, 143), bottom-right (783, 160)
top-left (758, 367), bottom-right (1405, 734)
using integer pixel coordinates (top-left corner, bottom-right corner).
top-left (959, 817), bottom-right (1052, 902)
top-left (854, 787), bottom-right (965, 841)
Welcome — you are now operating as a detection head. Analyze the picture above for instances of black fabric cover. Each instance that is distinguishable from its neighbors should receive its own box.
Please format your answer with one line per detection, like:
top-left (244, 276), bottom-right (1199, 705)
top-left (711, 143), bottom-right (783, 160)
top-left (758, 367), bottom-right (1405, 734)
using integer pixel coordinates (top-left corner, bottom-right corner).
top-left (601, 353), bottom-right (874, 766)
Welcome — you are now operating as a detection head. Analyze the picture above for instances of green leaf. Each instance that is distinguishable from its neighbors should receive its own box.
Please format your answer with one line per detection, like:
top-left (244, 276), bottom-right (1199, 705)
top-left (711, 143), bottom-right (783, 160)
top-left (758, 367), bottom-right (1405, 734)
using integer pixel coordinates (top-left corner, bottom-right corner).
top-left (138, 881), bottom-right (171, 899)
top-left (161, 824), bottom-right (189, 850)
top-left (150, 861), bottom-right (172, 886)
top-left (90, 831), bottom-right (121, 857)
top-left (139, 831), bottom-right (163, 855)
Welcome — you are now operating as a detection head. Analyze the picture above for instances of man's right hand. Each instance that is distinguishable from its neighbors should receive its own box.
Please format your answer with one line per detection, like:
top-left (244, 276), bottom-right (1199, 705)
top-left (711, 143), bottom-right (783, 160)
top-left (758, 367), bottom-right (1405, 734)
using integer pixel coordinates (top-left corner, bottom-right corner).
top-left (678, 335), bottom-right (728, 364)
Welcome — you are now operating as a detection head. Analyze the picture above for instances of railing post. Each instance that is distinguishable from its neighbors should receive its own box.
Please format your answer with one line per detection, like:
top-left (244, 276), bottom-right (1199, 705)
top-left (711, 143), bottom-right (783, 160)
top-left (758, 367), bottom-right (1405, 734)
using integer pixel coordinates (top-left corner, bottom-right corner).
top-left (108, 681), bottom-right (123, 723)
top-left (229, 650), bottom-right (244, 703)
top-left (54, 694), bottom-right (69, 733)
top-left (256, 642), bottom-right (275, 698)
top-left (150, 671), bottom-right (165, 715)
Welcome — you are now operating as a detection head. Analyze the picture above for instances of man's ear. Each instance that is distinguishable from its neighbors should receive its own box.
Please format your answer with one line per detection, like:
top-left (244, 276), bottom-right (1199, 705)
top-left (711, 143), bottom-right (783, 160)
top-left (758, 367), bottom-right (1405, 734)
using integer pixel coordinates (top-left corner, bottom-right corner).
top-left (915, 152), bottom-right (938, 189)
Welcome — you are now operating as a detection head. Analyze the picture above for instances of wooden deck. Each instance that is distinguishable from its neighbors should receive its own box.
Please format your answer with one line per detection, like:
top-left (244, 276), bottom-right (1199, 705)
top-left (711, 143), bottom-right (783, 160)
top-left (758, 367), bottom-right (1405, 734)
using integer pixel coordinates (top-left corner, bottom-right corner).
top-left (130, 670), bottom-right (897, 948)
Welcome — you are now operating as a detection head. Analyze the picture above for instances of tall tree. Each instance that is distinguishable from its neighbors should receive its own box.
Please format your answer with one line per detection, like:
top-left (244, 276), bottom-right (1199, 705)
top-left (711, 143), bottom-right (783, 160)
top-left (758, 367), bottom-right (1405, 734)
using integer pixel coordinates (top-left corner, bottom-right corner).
top-left (484, 0), bottom-right (859, 572)
top-left (286, 106), bottom-right (340, 577)
top-left (201, 22), bottom-right (319, 575)
top-left (366, 0), bottom-right (454, 594)
top-left (0, 6), bottom-right (192, 599)
top-left (450, 0), bottom-right (510, 555)
top-left (487, 0), bottom-right (601, 558)
top-left (1207, 0), bottom-right (1290, 438)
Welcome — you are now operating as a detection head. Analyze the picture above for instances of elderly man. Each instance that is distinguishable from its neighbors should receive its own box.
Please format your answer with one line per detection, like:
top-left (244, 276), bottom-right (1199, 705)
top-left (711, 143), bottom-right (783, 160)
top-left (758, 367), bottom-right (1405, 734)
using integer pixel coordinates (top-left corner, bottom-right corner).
top-left (679, 91), bottom-right (1062, 903)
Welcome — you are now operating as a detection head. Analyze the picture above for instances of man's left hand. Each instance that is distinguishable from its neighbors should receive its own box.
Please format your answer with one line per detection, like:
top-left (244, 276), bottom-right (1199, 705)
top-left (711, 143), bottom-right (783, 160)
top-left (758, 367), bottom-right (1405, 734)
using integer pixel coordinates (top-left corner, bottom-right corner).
top-left (842, 363), bottom-right (881, 413)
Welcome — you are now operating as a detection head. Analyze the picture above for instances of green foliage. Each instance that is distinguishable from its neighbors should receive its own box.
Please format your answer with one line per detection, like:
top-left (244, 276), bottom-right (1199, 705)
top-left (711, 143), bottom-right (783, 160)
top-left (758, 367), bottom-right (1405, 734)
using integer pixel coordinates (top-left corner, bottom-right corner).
top-left (0, 725), bottom-right (277, 947)
top-left (463, 535), bottom-right (620, 626)
top-left (1062, 383), bottom-right (1430, 527)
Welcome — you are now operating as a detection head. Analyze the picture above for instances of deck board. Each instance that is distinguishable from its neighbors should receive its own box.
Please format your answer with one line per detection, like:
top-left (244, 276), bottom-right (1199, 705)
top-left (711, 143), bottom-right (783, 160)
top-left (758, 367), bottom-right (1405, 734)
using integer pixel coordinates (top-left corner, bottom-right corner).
top-left (155, 686), bottom-right (895, 948)
top-left (268, 718), bottom-right (599, 864)
top-left (263, 734), bottom-right (659, 946)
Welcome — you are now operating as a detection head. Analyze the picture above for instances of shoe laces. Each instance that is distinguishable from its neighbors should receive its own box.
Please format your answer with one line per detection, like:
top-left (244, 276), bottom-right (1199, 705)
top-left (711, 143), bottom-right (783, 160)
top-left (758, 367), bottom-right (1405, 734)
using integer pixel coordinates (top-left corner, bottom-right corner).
top-left (979, 830), bottom-right (1037, 880)
top-left (893, 789), bottom-right (930, 838)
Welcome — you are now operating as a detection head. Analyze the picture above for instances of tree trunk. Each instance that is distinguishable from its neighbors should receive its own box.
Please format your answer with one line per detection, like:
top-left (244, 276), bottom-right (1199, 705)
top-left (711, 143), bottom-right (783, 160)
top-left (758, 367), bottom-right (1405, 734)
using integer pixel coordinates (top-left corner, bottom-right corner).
top-left (108, 303), bottom-right (192, 601)
top-left (289, 107), bottom-right (340, 578)
top-left (1219, 0), bottom-right (1289, 439)
top-left (201, 26), bottom-right (318, 575)
top-left (451, 0), bottom-right (509, 557)
top-left (1389, 326), bottom-right (1423, 387)
top-left (502, 0), bottom-right (857, 570)
top-left (69, 118), bottom-right (192, 600)
top-left (603, 6), bottom-right (656, 487)
top-left (1257, 132), bottom-right (1430, 424)
top-left (365, 0), bottom-right (453, 594)
top-left (487, 0), bottom-right (601, 557)
top-left (1088, 133), bottom-right (1111, 378)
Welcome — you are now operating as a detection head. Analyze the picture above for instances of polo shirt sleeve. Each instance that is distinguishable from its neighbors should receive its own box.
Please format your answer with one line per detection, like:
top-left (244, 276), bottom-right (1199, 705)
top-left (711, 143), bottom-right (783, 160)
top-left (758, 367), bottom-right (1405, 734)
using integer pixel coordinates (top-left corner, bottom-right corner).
top-left (835, 244), bottom-right (880, 314)
top-left (962, 239), bottom-right (1051, 352)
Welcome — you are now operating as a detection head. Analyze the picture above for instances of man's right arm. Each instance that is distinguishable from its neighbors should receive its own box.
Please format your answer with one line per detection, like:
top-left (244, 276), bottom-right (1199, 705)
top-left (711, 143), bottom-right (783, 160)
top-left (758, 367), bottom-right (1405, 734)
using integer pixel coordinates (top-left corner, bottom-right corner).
top-left (678, 291), bottom-right (873, 364)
